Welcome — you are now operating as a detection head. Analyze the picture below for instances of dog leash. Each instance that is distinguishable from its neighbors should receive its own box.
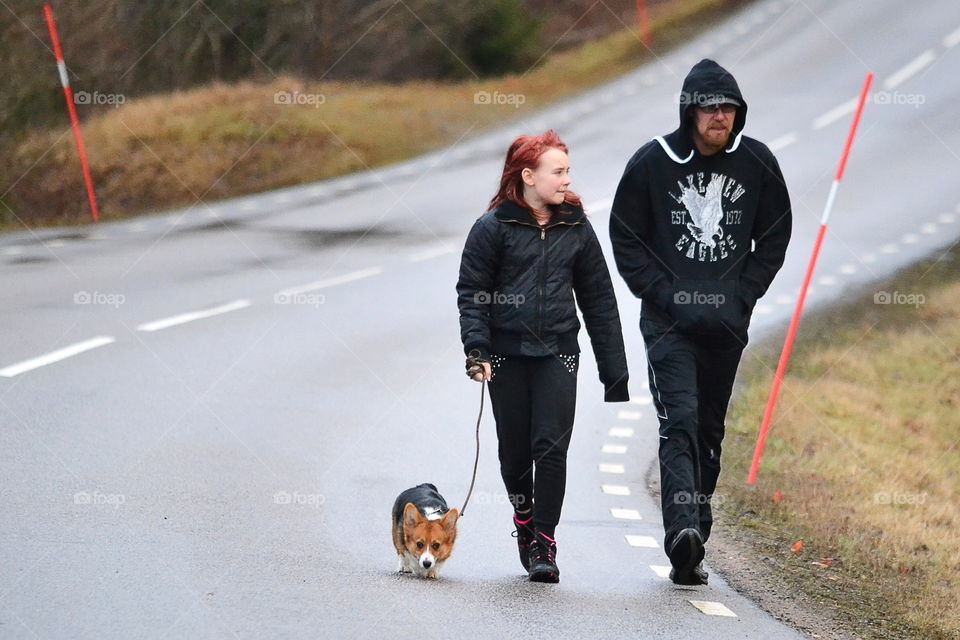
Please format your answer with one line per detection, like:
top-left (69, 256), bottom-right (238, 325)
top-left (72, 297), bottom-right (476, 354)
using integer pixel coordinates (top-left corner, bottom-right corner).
top-left (459, 379), bottom-right (485, 516)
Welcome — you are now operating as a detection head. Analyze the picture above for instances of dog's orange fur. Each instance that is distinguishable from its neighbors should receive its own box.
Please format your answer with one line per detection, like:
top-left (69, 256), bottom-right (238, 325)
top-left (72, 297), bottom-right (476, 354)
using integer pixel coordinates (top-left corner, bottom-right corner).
top-left (392, 503), bottom-right (458, 578)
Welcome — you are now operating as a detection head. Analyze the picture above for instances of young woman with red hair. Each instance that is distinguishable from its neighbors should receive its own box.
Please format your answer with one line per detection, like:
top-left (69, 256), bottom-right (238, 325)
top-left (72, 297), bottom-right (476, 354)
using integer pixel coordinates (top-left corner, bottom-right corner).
top-left (457, 130), bottom-right (630, 583)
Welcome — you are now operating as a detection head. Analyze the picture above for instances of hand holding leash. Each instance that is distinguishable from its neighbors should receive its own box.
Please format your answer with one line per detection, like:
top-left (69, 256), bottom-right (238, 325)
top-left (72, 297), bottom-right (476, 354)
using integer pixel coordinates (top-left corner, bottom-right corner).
top-left (465, 350), bottom-right (491, 382)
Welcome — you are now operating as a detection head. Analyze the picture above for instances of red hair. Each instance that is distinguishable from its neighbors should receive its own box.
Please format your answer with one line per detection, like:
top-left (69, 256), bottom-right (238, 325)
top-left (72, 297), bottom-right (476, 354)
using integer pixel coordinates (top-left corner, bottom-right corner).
top-left (487, 130), bottom-right (582, 213)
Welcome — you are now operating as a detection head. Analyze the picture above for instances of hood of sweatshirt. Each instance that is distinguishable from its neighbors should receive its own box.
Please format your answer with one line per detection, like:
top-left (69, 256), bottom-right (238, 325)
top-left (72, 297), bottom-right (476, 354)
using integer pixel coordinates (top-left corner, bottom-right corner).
top-left (658, 59), bottom-right (748, 162)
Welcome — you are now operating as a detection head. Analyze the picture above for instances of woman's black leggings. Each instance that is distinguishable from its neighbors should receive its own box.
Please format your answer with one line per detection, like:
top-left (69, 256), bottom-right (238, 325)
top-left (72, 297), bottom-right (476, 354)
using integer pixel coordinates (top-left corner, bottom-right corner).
top-left (487, 353), bottom-right (578, 539)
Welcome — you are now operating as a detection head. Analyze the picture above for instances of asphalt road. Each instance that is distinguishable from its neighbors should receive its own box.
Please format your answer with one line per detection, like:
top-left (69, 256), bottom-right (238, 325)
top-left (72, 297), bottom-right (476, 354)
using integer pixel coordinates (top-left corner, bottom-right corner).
top-left (2, 0), bottom-right (959, 637)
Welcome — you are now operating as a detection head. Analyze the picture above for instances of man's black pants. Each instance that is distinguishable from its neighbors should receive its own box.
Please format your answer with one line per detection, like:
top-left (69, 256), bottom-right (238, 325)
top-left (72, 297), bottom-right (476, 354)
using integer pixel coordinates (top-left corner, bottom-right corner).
top-left (640, 314), bottom-right (745, 549)
top-left (488, 354), bottom-right (578, 539)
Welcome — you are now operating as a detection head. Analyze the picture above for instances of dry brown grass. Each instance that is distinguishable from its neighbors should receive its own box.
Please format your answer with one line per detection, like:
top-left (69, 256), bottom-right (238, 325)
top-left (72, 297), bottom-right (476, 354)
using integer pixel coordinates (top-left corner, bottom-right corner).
top-left (2, 0), bottom-right (742, 230)
top-left (719, 249), bottom-right (960, 639)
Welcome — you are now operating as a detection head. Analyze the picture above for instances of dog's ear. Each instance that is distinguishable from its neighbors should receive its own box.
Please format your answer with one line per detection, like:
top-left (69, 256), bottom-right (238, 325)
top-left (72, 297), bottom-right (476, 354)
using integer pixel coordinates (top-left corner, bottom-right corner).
top-left (403, 503), bottom-right (421, 528)
top-left (441, 508), bottom-right (459, 534)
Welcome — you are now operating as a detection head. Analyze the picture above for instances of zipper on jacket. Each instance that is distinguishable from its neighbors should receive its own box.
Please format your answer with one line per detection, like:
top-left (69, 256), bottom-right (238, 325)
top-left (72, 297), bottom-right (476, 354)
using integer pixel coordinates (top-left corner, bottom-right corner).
top-left (537, 225), bottom-right (546, 339)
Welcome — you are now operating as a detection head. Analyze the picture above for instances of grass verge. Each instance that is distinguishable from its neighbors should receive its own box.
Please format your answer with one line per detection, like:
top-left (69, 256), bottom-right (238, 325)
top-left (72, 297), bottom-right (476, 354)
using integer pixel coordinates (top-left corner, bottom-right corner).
top-left (716, 243), bottom-right (960, 639)
top-left (3, 0), bottom-right (750, 231)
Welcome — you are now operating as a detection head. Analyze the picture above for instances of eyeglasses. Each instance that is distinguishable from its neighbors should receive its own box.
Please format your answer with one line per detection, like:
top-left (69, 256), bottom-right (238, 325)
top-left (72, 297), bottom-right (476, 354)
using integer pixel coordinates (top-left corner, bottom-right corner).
top-left (698, 103), bottom-right (737, 116)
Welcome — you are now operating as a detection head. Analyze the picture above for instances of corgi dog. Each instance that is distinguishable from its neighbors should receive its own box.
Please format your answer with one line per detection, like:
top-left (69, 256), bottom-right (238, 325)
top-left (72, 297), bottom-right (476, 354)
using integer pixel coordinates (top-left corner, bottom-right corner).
top-left (391, 483), bottom-right (459, 579)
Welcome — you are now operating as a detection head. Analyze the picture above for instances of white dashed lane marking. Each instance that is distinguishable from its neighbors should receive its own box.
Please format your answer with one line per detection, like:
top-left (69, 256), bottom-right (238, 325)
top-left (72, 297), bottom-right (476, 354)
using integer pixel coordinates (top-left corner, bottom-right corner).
top-left (601, 444), bottom-right (627, 454)
top-left (275, 267), bottom-right (382, 298)
top-left (610, 508), bottom-right (642, 520)
top-left (618, 410), bottom-right (642, 421)
top-left (625, 535), bottom-right (658, 548)
top-left (944, 24), bottom-right (960, 48)
top-left (630, 396), bottom-right (652, 406)
top-left (689, 601), bottom-right (738, 618)
top-left (599, 463), bottom-right (625, 474)
top-left (883, 49), bottom-right (936, 90)
top-left (768, 132), bottom-right (798, 152)
top-left (608, 427), bottom-right (634, 438)
top-left (813, 97), bottom-right (858, 130)
top-left (407, 245), bottom-right (455, 262)
top-left (602, 484), bottom-right (631, 496)
top-left (650, 565), bottom-right (672, 578)
top-left (0, 336), bottom-right (116, 378)
top-left (136, 299), bottom-right (251, 332)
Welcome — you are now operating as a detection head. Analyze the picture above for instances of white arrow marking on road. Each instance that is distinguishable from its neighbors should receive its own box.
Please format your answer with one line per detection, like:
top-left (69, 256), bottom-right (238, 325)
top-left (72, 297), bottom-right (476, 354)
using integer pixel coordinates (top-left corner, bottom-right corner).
top-left (275, 267), bottom-right (383, 298)
top-left (136, 300), bottom-right (251, 332)
top-left (689, 601), bottom-right (738, 617)
top-left (0, 336), bottom-right (115, 377)
top-left (883, 49), bottom-right (936, 90)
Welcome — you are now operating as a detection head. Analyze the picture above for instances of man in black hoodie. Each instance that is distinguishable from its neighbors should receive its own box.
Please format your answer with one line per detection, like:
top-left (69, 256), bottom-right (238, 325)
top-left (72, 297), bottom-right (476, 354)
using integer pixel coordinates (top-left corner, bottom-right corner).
top-left (610, 59), bottom-right (792, 585)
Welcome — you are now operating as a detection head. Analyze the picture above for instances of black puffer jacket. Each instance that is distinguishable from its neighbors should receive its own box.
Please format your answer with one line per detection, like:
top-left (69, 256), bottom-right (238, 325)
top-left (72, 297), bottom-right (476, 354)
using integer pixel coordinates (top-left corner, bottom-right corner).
top-left (457, 200), bottom-right (629, 402)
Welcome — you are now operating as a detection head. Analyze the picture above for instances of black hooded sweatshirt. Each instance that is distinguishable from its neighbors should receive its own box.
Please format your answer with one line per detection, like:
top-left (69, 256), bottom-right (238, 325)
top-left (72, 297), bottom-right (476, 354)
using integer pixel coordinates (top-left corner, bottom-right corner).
top-left (609, 59), bottom-right (792, 338)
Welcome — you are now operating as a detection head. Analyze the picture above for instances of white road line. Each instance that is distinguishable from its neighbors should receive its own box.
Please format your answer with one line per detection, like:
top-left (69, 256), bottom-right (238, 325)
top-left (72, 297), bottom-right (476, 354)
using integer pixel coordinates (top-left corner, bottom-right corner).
top-left (241, 201), bottom-right (258, 211)
top-left (813, 97), bottom-right (858, 130)
top-left (650, 565), bottom-right (672, 578)
top-left (944, 24), bottom-right (960, 49)
top-left (276, 267), bottom-right (383, 298)
top-left (630, 396), bottom-right (652, 406)
top-left (839, 263), bottom-right (858, 274)
top-left (618, 410), bottom-right (642, 421)
top-left (880, 244), bottom-right (899, 254)
top-left (921, 223), bottom-right (938, 234)
top-left (775, 294), bottom-right (793, 305)
top-left (754, 304), bottom-right (773, 315)
top-left (601, 444), bottom-right (628, 454)
top-left (938, 212), bottom-right (956, 224)
top-left (586, 196), bottom-right (613, 212)
top-left (599, 463), bottom-right (625, 474)
top-left (602, 484), bottom-right (630, 496)
top-left (689, 601), bottom-right (737, 617)
top-left (136, 299), bottom-right (251, 332)
top-left (883, 49), bottom-right (936, 90)
top-left (46, 239), bottom-right (65, 248)
top-left (625, 535), bottom-right (658, 548)
top-left (609, 427), bottom-right (634, 438)
top-left (901, 233), bottom-right (919, 244)
top-left (860, 253), bottom-right (876, 264)
top-left (408, 246), bottom-right (455, 262)
top-left (1, 246), bottom-right (25, 256)
top-left (818, 275), bottom-right (837, 286)
top-left (0, 336), bottom-right (115, 378)
top-left (768, 132), bottom-right (798, 152)
top-left (610, 508), bottom-right (642, 520)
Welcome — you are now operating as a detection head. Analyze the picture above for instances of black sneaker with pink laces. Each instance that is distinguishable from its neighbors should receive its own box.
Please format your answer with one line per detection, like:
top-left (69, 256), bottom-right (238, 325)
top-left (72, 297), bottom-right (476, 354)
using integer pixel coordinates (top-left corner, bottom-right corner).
top-left (528, 532), bottom-right (559, 583)
top-left (511, 514), bottom-right (536, 571)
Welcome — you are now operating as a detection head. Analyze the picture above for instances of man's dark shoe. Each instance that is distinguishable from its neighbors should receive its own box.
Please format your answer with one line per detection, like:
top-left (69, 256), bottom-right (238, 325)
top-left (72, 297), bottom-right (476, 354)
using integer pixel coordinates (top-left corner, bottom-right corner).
top-left (511, 514), bottom-right (536, 572)
top-left (667, 528), bottom-right (705, 585)
top-left (528, 532), bottom-right (560, 583)
top-left (669, 561), bottom-right (708, 586)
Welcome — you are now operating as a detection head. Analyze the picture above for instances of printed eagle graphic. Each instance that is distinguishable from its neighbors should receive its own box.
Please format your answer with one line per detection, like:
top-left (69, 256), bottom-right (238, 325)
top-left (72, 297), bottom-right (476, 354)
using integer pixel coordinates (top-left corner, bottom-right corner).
top-left (680, 175), bottom-right (725, 248)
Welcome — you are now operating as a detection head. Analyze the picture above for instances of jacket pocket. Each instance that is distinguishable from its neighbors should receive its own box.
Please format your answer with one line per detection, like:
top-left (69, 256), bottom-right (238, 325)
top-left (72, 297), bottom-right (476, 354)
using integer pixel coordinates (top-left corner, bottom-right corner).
top-left (667, 279), bottom-right (746, 335)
